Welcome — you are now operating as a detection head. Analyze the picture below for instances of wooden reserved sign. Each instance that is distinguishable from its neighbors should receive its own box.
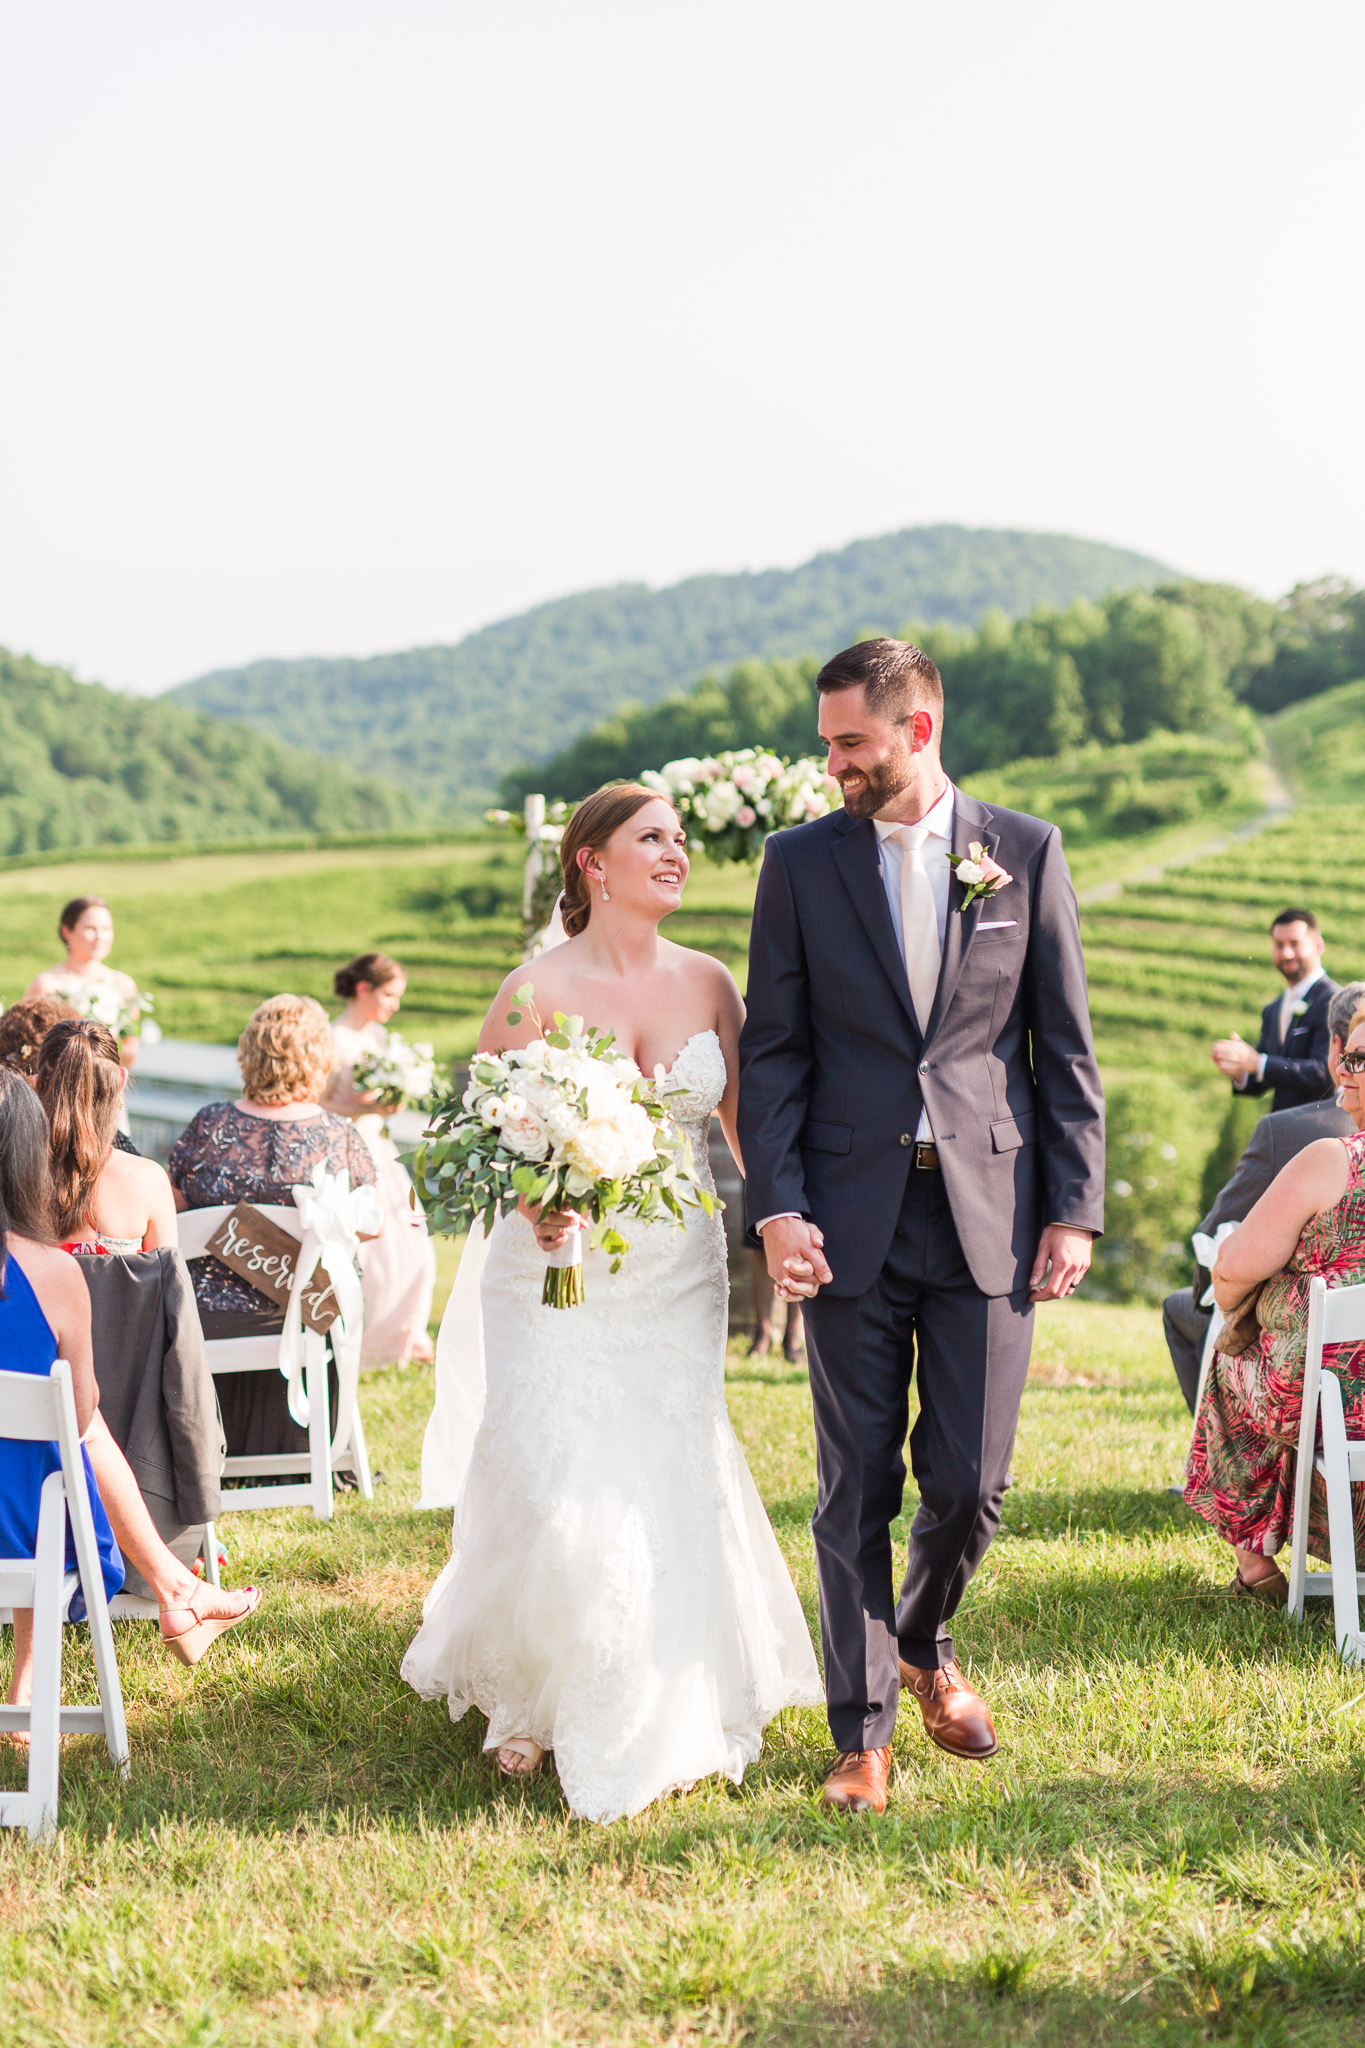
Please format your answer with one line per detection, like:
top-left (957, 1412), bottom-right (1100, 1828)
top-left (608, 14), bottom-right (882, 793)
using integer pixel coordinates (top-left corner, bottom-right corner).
top-left (205, 1203), bottom-right (340, 1333)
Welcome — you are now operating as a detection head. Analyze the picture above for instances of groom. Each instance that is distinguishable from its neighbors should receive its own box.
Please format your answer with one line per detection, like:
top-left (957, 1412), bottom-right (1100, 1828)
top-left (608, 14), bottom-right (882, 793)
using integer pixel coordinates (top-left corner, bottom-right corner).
top-left (738, 638), bottom-right (1105, 1815)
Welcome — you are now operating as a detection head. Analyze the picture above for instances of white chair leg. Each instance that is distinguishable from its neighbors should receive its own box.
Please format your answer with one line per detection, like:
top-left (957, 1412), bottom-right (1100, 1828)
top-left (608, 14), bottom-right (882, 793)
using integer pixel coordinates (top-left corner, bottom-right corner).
top-left (348, 1402), bottom-right (374, 1501)
top-left (1288, 1281), bottom-right (1327, 1623)
top-left (83, 1575), bottom-right (130, 1780)
top-left (26, 1481), bottom-right (66, 1839)
top-left (201, 1522), bottom-right (221, 1588)
top-left (307, 1350), bottom-right (333, 1523)
top-left (1320, 1372), bottom-right (1364, 1660)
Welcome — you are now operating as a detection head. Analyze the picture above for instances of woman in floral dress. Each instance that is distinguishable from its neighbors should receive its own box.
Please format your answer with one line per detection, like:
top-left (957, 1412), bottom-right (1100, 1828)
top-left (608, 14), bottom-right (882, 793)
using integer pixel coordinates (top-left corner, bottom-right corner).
top-left (1186, 1005), bottom-right (1365, 1599)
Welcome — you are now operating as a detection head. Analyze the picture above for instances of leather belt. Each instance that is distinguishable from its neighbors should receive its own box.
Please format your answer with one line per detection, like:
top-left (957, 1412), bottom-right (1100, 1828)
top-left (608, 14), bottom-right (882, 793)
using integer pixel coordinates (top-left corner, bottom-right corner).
top-left (914, 1142), bottom-right (939, 1171)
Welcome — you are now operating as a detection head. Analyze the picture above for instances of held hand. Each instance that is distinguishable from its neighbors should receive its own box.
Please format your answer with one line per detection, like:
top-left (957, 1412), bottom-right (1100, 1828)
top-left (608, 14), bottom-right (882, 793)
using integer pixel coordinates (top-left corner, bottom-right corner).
top-left (761, 1217), bottom-right (832, 1300)
top-left (1029, 1224), bottom-right (1094, 1303)
top-left (516, 1194), bottom-right (585, 1253)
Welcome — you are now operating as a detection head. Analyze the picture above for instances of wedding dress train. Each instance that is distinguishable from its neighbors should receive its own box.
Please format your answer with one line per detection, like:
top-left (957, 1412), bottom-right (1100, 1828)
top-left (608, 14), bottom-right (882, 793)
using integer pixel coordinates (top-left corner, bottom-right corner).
top-left (402, 1029), bottom-right (822, 1822)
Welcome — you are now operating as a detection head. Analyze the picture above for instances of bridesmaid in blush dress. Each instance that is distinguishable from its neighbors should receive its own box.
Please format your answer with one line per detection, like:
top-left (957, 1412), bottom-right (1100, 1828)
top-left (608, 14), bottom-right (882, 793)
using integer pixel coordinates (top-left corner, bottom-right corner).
top-left (324, 953), bottom-right (437, 1367)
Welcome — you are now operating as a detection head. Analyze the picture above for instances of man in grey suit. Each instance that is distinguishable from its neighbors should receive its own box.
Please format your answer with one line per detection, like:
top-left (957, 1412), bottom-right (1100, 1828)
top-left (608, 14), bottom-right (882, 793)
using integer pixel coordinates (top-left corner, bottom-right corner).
top-left (1165, 978), bottom-right (1365, 1410)
top-left (739, 638), bottom-right (1105, 1815)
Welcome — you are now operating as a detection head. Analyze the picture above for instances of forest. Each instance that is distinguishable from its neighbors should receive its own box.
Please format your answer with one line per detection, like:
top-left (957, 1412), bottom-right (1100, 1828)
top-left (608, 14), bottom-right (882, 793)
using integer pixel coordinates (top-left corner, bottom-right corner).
top-left (505, 576), bottom-right (1365, 809)
top-left (0, 647), bottom-right (412, 856)
top-left (170, 526), bottom-right (1169, 810)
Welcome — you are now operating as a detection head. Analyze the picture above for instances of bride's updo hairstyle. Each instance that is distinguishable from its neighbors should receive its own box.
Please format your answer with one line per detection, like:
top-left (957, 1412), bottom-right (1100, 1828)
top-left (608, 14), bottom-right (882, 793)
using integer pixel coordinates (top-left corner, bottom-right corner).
top-left (558, 785), bottom-right (677, 938)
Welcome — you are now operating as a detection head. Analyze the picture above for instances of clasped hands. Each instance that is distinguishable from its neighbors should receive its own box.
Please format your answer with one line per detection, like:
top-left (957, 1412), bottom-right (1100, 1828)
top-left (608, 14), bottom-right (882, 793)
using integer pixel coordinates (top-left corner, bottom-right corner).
top-left (1212, 1032), bottom-right (1260, 1082)
top-left (760, 1216), bottom-right (1094, 1303)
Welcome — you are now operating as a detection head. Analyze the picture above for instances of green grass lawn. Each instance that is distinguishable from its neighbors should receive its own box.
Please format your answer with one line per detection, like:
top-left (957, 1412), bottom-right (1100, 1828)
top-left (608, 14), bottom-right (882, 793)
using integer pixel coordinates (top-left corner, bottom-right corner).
top-left (6, 1302), bottom-right (1365, 2045)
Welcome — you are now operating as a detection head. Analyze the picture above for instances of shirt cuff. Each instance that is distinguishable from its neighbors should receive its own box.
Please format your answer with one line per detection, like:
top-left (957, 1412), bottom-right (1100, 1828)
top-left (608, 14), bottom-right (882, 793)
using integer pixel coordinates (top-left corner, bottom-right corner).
top-left (756, 1213), bottom-right (802, 1234)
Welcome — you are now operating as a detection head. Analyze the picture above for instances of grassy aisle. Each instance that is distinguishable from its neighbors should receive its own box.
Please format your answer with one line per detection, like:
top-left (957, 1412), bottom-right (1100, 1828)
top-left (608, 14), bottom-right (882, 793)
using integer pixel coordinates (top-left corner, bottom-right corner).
top-left (5, 1303), bottom-right (1365, 2045)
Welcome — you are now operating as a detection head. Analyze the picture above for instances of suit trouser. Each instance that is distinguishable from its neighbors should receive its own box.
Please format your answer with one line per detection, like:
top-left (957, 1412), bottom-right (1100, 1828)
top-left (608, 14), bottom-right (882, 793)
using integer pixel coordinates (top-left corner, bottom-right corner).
top-left (1162, 1287), bottom-right (1207, 1416)
top-left (802, 1165), bottom-right (1034, 1751)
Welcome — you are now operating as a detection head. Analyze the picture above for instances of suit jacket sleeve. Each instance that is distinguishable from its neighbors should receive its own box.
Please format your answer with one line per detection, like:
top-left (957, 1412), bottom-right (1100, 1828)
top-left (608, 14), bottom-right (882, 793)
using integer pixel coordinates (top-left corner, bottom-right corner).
top-left (1023, 827), bottom-right (1106, 1233)
top-left (1259, 1004), bottom-right (1332, 1101)
top-left (160, 1248), bottom-right (224, 1525)
top-left (737, 837), bottom-right (814, 1239)
top-left (1238, 1001), bottom-right (1277, 1100)
top-left (1198, 1112), bottom-right (1276, 1241)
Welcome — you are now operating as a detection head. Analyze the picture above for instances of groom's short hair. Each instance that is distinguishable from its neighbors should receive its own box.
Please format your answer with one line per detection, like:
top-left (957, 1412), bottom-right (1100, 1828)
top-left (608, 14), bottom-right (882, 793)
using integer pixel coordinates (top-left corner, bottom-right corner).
top-left (816, 638), bottom-right (944, 733)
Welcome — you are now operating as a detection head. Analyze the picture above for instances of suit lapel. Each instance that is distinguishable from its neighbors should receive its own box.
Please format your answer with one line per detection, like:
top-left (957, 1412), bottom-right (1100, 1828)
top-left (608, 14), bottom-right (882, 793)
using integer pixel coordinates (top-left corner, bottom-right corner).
top-left (923, 790), bottom-right (997, 1045)
top-left (830, 813), bottom-right (922, 1036)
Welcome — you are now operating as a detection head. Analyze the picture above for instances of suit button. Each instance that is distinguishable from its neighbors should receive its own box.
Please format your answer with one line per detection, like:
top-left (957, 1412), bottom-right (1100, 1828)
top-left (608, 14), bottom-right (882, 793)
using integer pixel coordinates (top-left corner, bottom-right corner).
top-left (900, 1133), bottom-right (912, 1146)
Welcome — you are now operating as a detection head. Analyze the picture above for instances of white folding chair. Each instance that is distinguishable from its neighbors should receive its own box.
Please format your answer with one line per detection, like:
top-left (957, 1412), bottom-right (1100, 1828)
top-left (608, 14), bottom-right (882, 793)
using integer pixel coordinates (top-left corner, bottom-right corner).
top-left (178, 1205), bottom-right (373, 1569)
top-left (0, 1360), bottom-right (130, 1838)
top-left (1287, 1275), bottom-right (1365, 1662)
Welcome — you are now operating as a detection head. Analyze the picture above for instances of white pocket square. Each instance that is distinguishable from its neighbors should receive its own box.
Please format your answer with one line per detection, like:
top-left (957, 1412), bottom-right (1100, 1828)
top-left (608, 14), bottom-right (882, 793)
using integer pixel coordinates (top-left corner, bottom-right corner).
top-left (977, 919), bottom-right (1017, 929)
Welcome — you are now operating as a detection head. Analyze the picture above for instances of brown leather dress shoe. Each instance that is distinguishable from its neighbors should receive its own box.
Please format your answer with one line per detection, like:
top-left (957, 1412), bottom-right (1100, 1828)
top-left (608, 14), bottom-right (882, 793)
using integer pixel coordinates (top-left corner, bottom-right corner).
top-left (899, 1659), bottom-right (999, 1760)
top-left (819, 1746), bottom-right (892, 1814)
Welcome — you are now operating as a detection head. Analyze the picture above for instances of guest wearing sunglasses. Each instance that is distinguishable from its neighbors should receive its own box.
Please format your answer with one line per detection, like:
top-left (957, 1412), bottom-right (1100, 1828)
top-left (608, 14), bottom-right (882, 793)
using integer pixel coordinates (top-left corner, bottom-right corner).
top-left (1186, 1003), bottom-right (1365, 1601)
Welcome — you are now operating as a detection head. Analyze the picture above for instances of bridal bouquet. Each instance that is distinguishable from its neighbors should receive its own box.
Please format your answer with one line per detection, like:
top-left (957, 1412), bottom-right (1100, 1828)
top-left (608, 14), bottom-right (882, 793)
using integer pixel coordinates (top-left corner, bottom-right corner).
top-left (352, 1031), bottom-right (439, 1113)
top-left (50, 976), bottom-right (160, 1044)
top-left (415, 989), bottom-right (717, 1307)
top-left (641, 750), bottom-right (840, 864)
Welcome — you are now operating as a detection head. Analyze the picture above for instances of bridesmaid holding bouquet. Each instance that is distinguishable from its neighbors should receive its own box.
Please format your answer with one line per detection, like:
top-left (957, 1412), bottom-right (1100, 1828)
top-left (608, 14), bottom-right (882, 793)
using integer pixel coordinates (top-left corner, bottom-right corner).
top-left (325, 952), bottom-right (438, 1365)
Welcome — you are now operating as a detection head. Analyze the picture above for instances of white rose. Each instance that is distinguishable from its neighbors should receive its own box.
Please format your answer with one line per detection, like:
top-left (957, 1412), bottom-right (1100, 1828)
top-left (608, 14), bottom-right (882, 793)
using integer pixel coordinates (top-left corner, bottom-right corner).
top-left (956, 858), bottom-right (985, 886)
top-left (481, 1096), bottom-right (508, 1127)
top-left (499, 1094), bottom-right (551, 1159)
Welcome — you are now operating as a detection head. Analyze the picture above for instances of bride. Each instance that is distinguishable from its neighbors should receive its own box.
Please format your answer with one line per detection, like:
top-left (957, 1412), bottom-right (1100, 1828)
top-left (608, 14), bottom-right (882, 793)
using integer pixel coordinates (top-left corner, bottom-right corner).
top-left (401, 784), bottom-right (822, 1822)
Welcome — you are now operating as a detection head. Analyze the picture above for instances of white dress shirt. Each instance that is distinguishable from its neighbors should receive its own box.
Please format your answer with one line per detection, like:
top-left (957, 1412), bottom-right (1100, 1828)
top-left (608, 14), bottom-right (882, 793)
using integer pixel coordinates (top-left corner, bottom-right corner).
top-left (1234, 962), bottom-right (1325, 1089)
top-left (758, 782), bottom-right (956, 1232)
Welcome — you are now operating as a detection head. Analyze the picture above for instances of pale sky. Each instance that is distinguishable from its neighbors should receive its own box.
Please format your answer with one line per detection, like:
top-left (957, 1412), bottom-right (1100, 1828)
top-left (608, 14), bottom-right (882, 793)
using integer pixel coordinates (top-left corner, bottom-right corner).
top-left (2, 1), bottom-right (1361, 694)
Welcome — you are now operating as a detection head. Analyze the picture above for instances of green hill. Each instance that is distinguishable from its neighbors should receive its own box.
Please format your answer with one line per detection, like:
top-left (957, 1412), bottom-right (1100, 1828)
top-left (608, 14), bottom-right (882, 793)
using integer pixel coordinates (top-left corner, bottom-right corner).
top-left (509, 578), bottom-right (1274, 801)
top-left (169, 526), bottom-right (1171, 812)
top-left (1264, 672), bottom-right (1365, 803)
top-left (0, 647), bottom-right (413, 857)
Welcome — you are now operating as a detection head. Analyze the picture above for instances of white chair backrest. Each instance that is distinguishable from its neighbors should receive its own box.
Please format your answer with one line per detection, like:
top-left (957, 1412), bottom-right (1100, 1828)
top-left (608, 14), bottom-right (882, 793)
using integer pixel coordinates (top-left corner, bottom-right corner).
top-left (0, 1361), bottom-right (80, 1452)
top-left (176, 1202), bottom-right (304, 1260)
top-left (1315, 1280), bottom-right (1365, 1346)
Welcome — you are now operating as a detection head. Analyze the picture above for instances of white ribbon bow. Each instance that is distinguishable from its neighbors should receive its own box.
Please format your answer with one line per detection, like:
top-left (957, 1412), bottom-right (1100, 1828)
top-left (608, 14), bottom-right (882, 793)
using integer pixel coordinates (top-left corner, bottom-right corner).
top-left (1191, 1220), bottom-right (1240, 1308)
top-left (278, 1164), bottom-right (384, 1435)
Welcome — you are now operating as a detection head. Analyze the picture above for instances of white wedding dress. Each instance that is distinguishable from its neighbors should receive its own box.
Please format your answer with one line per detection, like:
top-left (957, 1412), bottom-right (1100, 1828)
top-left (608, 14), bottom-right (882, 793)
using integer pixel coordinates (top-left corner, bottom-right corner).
top-left (401, 1029), bottom-right (823, 1822)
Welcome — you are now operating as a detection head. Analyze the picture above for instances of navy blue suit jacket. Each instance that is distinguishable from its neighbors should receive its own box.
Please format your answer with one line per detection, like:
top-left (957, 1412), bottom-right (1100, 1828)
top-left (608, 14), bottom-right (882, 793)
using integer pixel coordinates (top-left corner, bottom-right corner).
top-left (738, 789), bottom-right (1106, 1299)
top-left (1239, 975), bottom-right (1338, 1113)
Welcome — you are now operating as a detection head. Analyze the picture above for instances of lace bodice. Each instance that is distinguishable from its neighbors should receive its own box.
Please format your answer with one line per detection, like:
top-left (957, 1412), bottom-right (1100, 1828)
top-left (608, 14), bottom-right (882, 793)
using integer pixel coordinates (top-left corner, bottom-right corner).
top-left (657, 1030), bottom-right (726, 1184)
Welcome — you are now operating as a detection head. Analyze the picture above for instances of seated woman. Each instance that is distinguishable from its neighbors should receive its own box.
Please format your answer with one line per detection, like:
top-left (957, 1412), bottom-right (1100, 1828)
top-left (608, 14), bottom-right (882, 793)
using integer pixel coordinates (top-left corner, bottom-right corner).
top-left (1186, 1004), bottom-right (1365, 1601)
top-left (0, 995), bottom-right (78, 1076)
top-left (34, 1020), bottom-right (177, 1254)
top-left (0, 1067), bottom-right (258, 1701)
top-left (323, 951), bottom-right (436, 1365)
top-left (169, 994), bottom-right (381, 1458)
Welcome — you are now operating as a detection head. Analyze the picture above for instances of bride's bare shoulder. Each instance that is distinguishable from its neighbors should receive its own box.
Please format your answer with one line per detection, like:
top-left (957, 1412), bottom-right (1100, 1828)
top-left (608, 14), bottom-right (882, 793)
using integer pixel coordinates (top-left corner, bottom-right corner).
top-left (479, 957), bottom-right (579, 1050)
top-left (660, 941), bottom-right (742, 1007)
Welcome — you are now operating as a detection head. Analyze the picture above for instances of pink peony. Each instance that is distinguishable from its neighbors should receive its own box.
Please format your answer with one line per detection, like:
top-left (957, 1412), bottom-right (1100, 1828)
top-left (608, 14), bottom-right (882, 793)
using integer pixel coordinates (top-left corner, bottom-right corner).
top-left (736, 804), bottom-right (756, 827)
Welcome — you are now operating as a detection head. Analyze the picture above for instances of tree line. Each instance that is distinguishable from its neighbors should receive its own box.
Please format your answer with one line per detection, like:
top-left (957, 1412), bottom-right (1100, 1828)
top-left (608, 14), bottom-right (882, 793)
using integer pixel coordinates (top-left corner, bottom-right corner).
top-left (503, 577), bottom-right (1365, 802)
top-left (0, 648), bottom-right (412, 857)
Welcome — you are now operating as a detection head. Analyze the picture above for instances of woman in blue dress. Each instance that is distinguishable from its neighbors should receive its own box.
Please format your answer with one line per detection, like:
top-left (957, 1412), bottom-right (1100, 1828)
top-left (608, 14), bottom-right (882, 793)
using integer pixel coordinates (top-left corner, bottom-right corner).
top-left (0, 1070), bottom-right (258, 1718)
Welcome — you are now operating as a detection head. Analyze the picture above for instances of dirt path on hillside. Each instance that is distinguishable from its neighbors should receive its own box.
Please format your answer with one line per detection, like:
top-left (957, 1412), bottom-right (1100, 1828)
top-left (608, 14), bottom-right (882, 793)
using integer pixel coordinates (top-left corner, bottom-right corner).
top-left (1077, 748), bottom-right (1294, 907)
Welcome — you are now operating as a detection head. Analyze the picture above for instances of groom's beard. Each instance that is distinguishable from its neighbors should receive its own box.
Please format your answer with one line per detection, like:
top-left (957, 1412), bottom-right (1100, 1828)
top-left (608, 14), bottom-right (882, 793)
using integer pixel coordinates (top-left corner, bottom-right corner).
top-left (836, 749), bottom-right (913, 820)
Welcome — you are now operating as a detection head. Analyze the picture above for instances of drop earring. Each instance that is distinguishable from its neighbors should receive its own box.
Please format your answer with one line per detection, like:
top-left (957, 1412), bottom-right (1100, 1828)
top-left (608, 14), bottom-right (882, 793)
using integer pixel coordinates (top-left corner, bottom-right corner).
top-left (599, 877), bottom-right (610, 902)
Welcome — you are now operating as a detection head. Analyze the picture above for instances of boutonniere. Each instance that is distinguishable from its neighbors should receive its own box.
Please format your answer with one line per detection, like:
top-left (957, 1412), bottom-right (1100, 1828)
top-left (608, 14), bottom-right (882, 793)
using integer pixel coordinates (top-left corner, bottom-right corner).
top-left (1290, 999), bottom-right (1309, 1019)
top-left (948, 840), bottom-right (1013, 911)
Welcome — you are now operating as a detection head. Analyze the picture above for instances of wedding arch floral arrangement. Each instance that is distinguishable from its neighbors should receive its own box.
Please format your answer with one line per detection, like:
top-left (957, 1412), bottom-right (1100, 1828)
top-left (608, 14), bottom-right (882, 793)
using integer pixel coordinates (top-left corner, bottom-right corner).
top-left (640, 750), bottom-right (840, 864)
top-left (415, 989), bottom-right (716, 1307)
